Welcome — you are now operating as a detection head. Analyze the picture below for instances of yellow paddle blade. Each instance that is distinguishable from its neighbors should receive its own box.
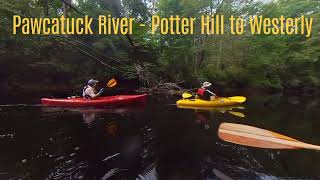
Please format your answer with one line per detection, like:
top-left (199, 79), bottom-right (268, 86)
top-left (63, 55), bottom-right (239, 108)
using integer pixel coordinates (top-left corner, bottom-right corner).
top-left (182, 93), bottom-right (193, 99)
top-left (228, 111), bottom-right (245, 118)
top-left (218, 123), bottom-right (320, 151)
top-left (107, 78), bottom-right (117, 88)
top-left (234, 106), bottom-right (245, 110)
top-left (227, 96), bottom-right (246, 103)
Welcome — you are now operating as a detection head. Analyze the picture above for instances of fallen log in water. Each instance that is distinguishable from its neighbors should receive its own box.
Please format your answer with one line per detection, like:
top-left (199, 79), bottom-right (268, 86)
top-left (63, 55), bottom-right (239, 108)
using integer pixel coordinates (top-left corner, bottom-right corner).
top-left (136, 82), bottom-right (190, 97)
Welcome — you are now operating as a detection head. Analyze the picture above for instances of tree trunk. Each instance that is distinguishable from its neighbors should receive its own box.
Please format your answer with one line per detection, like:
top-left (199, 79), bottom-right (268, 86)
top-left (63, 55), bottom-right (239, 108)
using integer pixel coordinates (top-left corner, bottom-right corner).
top-left (62, 0), bottom-right (71, 18)
top-left (43, 0), bottom-right (48, 16)
top-left (218, 39), bottom-right (222, 69)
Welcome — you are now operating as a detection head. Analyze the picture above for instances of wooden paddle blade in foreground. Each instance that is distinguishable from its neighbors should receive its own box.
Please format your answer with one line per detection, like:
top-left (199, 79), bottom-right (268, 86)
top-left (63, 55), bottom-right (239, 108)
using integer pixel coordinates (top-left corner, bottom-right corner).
top-left (218, 123), bottom-right (320, 151)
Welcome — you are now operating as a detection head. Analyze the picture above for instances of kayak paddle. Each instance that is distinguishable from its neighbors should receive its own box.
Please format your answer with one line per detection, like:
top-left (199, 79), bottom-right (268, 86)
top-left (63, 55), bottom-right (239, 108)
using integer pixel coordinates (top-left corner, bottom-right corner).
top-left (182, 92), bottom-right (193, 99)
top-left (233, 106), bottom-right (245, 110)
top-left (107, 78), bottom-right (117, 88)
top-left (218, 123), bottom-right (320, 151)
top-left (228, 111), bottom-right (245, 118)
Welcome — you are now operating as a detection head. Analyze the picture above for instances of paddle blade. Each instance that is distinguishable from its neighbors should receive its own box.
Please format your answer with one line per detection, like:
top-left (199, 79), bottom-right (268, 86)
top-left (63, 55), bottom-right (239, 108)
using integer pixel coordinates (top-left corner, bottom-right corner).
top-left (233, 106), bottom-right (245, 110)
top-left (218, 123), bottom-right (304, 149)
top-left (228, 111), bottom-right (245, 118)
top-left (107, 78), bottom-right (117, 88)
top-left (228, 96), bottom-right (246, 103)
top-left (182, 93), bottom-right (193, 99)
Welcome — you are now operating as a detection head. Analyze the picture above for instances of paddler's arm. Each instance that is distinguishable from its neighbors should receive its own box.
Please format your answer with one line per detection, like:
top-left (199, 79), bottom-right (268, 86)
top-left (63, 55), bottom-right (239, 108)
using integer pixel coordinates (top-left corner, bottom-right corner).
top-left (206, 89), bottom-right (216, 96)
top-left (91, 93), bottom-right (101, 99)
top-left (87, 88), bottom-right (104, 99)
top-left (93, 88), bottom-right (105, 98)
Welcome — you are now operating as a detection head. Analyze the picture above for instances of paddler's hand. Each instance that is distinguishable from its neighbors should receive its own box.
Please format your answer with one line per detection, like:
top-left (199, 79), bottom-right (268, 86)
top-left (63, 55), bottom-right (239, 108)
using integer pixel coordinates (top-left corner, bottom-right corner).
top-left (99, 88), bottom-right (105, 94)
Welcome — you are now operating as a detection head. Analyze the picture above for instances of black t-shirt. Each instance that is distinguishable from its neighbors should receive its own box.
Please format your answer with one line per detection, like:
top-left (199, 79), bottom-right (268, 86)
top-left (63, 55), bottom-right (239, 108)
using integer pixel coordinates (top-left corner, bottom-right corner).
top-left (198, 88), bottom-right (214, 101)
top-left (200, 91), bottom-right (210, 101)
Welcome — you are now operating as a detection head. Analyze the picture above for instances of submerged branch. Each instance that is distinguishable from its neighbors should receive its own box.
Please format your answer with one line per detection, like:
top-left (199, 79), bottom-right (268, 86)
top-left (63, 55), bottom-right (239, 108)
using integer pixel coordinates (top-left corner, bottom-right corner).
top-left (137, 82), bottom-right (188, 97)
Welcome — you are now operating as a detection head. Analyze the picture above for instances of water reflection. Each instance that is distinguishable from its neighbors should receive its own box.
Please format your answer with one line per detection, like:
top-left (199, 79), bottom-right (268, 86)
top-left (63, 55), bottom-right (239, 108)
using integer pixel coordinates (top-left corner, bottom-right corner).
top-left (1, 94), bottom-right (320, 179)
top-left (195, 111), bottom-right (211, 130)
top-left (40, 105), bottom-right (159, 180)
top-left (177, 105), bottom-right (246, 118)
top-left (178, 105), bottom-right (246, 130)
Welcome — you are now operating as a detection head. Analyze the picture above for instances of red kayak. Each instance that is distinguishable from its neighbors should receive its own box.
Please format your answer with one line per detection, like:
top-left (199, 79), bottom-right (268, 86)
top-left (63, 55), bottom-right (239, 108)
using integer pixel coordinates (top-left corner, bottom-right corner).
top-left (41, 94), bottom-right (147, 107)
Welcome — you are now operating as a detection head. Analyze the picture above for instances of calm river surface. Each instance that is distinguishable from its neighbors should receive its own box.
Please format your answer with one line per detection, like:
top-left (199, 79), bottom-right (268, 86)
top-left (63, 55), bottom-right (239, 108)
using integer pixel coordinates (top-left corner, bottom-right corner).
top-left (0, 94), bottom-right (320, 179)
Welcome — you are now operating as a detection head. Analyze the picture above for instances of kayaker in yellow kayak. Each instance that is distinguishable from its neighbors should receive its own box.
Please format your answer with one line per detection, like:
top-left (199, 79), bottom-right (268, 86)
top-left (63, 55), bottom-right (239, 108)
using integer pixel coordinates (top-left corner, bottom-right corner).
top-left (82, 79), bottom-right (104, 99)
top-left (196, 81), bottom-right (217, 101)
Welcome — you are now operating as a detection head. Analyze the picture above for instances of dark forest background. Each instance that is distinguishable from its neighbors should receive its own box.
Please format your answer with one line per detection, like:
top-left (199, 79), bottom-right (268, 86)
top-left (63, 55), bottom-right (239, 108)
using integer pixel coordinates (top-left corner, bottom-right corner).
top-left (0, 0), bottom-right (319, 98)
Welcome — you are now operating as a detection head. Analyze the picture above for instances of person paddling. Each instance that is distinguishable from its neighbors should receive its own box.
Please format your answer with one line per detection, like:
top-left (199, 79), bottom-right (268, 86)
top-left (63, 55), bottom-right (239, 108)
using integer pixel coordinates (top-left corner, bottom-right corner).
top-left (196, 81), bottom-right (216, 101)
top-left (83, 79), bottom-right (104, 99)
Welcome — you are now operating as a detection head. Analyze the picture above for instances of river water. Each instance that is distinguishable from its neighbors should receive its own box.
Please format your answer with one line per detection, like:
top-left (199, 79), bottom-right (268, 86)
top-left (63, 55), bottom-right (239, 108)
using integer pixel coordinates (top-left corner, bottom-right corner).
top-left (0, 94), bottom-right (320, 179)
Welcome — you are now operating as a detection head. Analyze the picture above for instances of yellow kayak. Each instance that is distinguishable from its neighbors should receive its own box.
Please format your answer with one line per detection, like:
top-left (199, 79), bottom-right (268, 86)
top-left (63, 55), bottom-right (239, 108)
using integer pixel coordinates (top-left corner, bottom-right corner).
top-left (176, 96), bottom-right (246, 107)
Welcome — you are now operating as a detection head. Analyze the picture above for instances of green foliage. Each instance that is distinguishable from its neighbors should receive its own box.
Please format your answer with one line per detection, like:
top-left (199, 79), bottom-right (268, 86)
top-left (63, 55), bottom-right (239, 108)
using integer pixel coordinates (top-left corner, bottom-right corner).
top-left (0, 0), bottom-right (319, 93)
top-left (195, 0), bottom-right (320, 91)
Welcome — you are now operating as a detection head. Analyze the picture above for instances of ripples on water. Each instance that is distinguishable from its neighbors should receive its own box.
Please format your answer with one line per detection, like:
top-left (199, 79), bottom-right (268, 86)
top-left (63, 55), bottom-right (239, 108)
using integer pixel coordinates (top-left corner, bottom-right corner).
top-left (0, 94), bottom-right (320, 179)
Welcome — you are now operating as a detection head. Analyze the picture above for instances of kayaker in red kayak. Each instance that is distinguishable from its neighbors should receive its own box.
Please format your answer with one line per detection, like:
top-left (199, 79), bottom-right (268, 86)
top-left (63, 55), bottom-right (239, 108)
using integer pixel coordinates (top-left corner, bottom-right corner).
top-left (196, 81), bottom-right (217, 101)
top-left (82, 79), bottom-right (104, 99)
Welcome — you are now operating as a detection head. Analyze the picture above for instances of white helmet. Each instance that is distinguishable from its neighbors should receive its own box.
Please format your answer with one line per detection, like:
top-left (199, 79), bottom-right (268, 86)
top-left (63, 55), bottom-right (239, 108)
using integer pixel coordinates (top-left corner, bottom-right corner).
top-left (202, 81), bottom-right (212, 88)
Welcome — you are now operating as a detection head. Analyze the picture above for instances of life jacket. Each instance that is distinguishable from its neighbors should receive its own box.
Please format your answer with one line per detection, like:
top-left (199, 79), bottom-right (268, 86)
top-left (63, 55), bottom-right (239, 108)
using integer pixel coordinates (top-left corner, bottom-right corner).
top-left (197, 88), bottom-right (205, 96)
top-left (82, 85), bottom-right (90, 99)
